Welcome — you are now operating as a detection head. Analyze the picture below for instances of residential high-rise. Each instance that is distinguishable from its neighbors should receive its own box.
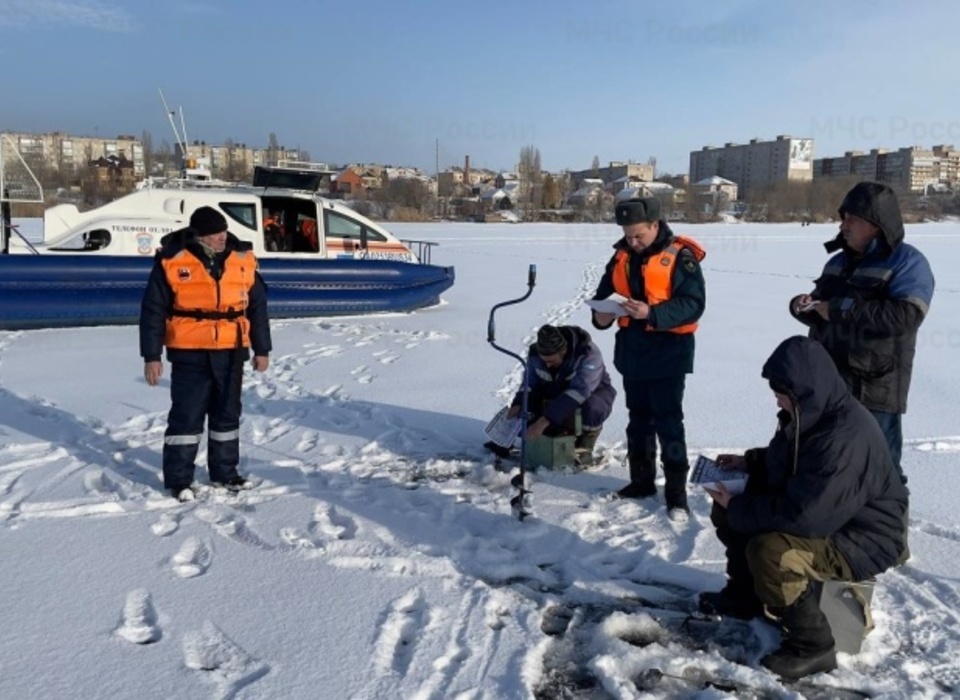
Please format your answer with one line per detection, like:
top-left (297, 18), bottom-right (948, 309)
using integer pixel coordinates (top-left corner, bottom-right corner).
top-left (814, 145), bottom-right (958, 193)
top-left (689, 135), bottom-right (814, 199)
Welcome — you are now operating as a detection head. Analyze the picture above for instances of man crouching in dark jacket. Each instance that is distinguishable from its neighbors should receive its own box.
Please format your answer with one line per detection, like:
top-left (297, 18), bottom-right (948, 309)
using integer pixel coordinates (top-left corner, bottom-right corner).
top-left (699, 336), bottom-right (908, 681)
top-left (485, 324), bottom-right (616, 465)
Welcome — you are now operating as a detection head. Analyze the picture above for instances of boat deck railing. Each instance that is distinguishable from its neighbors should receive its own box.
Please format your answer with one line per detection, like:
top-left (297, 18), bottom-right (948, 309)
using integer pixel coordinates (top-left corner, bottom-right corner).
top-left (400, 239), bottom-right (439, 265)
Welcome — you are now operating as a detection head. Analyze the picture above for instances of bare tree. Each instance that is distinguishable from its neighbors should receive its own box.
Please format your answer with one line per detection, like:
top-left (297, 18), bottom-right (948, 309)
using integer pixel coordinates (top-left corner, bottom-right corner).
top-left (518, 145), bottom-right (543, 221)
top-left (141, 130), bottom-right (154, 177)
top-left (267, 132), bottom-right (280, 166)
top-left (542, 173), bottom-right (561, 209)
top-left (155, 139), bottom-right (173, 176)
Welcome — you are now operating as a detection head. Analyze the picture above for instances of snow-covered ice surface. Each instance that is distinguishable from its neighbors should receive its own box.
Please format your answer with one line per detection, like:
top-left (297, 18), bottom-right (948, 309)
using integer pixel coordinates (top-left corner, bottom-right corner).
top-left (1, 219), bottom-right (959, 699)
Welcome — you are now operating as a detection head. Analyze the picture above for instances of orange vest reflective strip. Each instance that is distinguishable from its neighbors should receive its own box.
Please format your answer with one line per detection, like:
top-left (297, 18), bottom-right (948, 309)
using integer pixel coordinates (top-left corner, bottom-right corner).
top-left (161, 250), bottom-right (256, 349)
top-left (612, 235), bottom-right (705, 333)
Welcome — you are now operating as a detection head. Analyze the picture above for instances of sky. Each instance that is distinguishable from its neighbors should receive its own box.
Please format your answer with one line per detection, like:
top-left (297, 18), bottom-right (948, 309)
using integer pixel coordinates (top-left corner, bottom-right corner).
top-left (1, 218), bottom-right (959, 698)
top-left (4, 1), bottom-right (960, 175)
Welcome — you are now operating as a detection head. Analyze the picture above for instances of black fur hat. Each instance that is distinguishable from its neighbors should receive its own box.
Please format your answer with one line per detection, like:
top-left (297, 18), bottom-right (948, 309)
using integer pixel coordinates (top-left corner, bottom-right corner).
top-left (189, 206), bottom-right (228, 236)
top-left (615, 196), bottom-right (661, 226)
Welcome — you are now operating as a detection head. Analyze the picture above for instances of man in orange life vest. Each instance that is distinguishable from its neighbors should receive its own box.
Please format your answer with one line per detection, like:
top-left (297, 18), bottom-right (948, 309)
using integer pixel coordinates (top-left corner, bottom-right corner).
top-left (591, 196), bottom-right (706, 518)
top-left (140, 206), bottom-right (272, 502)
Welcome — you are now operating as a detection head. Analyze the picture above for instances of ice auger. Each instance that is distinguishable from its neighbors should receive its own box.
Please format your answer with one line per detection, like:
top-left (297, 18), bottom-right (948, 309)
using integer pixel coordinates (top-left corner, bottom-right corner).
top-left (486, 264), bottom-right (536, 520)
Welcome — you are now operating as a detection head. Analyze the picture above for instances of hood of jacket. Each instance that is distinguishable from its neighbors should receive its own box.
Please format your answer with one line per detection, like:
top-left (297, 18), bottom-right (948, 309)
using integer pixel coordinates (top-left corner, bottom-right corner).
top-left (824, 181), bottom-right (905, 255)
top-left (761, 336), bottom-right (849, 435)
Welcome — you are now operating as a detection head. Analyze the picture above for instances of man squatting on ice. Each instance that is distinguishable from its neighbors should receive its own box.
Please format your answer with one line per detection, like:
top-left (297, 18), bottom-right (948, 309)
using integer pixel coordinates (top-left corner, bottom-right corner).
top-left (790, 181), bottom-right (935, 485)
top-left (487, 324), bottom-right (616, 465)
top-left (701, 336), bottom-right (909, 681)
top-left (140, 205), bottom-right (272, 502)
top-left (591, 195), bottom-right (706, 518)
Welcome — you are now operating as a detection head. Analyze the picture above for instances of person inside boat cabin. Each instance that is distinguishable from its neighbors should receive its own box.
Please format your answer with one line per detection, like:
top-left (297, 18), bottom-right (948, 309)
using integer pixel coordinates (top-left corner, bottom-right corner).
top-left (263, 209), bottom-right (287, 252)
top-left (295, 216), bottom-right (319, 253)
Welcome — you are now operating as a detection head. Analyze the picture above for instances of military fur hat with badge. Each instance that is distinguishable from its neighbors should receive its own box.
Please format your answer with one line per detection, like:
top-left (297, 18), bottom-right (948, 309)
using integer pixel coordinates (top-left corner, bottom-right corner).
top-left (615, 196), bottom-right (662, 226)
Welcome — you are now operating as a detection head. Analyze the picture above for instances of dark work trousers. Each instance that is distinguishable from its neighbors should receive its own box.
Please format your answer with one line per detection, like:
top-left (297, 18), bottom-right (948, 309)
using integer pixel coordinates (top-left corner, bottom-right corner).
top-left (870, 409), bottom-right (905, 484)
top-left (163, 350), bottom-right (244, 489)
top-left (530, 384), bottom-right (616, 434)
top-left (711, 502), bottom-right (760, 597)
top-left (623, 375), bottom-right (688, 489)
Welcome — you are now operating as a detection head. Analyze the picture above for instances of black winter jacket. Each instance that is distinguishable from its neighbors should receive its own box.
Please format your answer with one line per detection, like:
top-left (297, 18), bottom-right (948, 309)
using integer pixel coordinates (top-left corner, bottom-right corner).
top-left (591, 221), bottom-right (706, 380)
top-left (791, 183), bottom-right (935, 413)
top-left (139, 228), bottom-right (272, 362)
top-left (727, 336), bottom-right (908, 582)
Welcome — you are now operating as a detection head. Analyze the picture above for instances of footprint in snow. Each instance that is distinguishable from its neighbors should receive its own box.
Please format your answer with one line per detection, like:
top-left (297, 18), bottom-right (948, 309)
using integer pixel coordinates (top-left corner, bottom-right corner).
top-left (172, 536), bottom-right (212, 578)
top-left (279, 527), bottom-right (325, 556)
top-left (310, 503), bottom-right (356, 541)
top-left (83, 469), bottom-right (123, 497)
top-left (182, 620), bottom-right (268, 695)
top-left (541, 605), bottom-right (575, 636)
top-left (372, 588), bottom-right (428, 676)
top-left (295, 430), bottom-right (319, 453)
top-left (115, 589), bottom-right (161, 644)
top-left (151, 512), bottom-right (180, 537)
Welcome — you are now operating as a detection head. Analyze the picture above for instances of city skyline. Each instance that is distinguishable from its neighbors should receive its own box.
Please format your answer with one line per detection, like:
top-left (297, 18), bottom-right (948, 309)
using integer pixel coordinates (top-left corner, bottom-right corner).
top-left (3, 1), bottom-right (960, 175)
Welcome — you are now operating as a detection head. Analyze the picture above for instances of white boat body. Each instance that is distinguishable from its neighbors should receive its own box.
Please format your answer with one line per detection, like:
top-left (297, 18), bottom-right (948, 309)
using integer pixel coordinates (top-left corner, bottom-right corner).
top-left (9, 184), bottom-right (418, 262)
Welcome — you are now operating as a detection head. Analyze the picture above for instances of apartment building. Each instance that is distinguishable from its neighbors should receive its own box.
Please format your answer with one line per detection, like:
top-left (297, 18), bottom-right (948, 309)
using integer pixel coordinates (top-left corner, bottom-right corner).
top-left (177, 141), bottom-right (301, 179)
top-left (568, 161), bottom-right (654, 190)
top-left (5, 131), bottom-right (145, 177)
top-left (813, 145), bottom-right (959, 193)
top-left (689, 135), bottom-right (813, 199)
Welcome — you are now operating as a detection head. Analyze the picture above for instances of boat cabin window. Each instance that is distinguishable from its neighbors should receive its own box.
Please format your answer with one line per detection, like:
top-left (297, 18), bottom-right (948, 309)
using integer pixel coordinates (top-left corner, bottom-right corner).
top-left (261, 197), bottom-right (322, 253)
top-left (49, 228), bottom-right (112, 252)
top-left (220, 202), bottom-right (257, 231)
top-left (324, 210), bottom-right (387, 243)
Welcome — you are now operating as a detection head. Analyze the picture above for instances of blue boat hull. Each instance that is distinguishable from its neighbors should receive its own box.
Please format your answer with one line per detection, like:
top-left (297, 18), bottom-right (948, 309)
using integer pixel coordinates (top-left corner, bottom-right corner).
top-left (0, 255), bottom-right (455, 330)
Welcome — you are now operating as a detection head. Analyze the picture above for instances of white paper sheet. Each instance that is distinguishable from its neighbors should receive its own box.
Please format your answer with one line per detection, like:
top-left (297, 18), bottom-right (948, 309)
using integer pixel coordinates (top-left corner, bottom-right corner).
top-left (586, 292), bottom-right (629, 316)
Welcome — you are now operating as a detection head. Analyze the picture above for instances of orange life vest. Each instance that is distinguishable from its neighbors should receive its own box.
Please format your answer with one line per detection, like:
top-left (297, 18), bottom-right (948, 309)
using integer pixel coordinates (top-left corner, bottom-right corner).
top-left (161, 249), bottom-right (256, 349)
top-left (612, 235), bottom-right (706, 332)
top-left (301, 218), bottom-right (318, 251)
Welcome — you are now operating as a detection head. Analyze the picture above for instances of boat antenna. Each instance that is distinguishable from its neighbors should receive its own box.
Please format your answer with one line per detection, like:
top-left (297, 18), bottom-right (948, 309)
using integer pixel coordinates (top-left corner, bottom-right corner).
top-left (179, 106), bottom-right (189, 154)
top-left (158, 88), bottom-right (186, 157)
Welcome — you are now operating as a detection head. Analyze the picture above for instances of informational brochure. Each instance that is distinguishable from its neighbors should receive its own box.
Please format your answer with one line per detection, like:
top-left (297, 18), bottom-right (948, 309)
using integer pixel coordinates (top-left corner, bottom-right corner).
top-left (690, 454), bottom-right (749, 495)
top-left (484, 406), bottom-right (523, 448)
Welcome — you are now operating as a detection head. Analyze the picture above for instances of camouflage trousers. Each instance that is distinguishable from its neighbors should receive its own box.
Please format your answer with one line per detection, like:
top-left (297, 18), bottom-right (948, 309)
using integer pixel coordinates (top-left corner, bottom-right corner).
top-left (712, 504), bottom-right (854, 608)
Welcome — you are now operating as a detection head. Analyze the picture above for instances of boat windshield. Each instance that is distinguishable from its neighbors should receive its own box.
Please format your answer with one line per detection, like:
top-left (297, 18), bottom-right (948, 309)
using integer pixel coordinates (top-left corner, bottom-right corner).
top-left (48, 228), bottom-right (112, 252)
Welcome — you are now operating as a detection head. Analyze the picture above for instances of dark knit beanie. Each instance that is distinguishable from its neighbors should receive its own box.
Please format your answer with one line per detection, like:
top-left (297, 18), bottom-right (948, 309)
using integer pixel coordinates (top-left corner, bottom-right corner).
top-left (615, 196), bottom-right (661, 226)
top-left (535, 325), bottom-right (567, 356)
top-left (189, 206), bottom-right (228, 235)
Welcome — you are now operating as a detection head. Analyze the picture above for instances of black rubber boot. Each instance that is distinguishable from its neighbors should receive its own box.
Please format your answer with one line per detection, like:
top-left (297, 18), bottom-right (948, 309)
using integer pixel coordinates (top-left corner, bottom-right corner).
top-left (664, 462), bottom-right (690, 518)
top-left (698, 584), bottom-right (764, 620)
top-left (761, 583), bottom-right (837, 680)
top-left (617, 455), bottom-right (657, 498)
